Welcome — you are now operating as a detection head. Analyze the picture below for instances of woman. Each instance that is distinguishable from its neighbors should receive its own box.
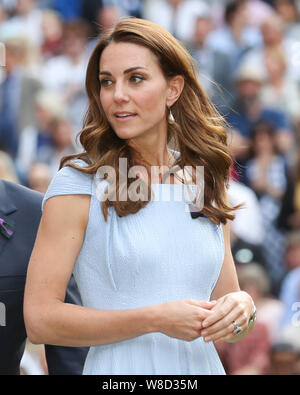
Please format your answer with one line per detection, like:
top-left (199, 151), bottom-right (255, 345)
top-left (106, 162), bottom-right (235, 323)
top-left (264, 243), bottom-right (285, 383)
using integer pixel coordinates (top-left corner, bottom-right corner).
top-left (260, 46), bottom-right (300, 125)
top-left (24, 18), bottom-right (256, 375)
top-left (278, 140), bottom-right (300, 232)
top-left (246, 121), bottom-right (287, 294)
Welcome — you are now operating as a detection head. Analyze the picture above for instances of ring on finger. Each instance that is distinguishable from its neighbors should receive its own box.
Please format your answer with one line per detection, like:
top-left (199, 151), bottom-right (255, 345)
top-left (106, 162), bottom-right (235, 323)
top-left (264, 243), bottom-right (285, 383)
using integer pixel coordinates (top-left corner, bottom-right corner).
top-left (232, 320), bottom-right (243, 335)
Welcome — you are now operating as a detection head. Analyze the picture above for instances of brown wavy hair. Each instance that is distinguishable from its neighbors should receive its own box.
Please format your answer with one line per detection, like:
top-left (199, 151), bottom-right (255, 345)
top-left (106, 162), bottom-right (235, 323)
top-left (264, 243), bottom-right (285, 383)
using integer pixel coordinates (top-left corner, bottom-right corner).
top-left (61, 17), bottom-right (236, 224)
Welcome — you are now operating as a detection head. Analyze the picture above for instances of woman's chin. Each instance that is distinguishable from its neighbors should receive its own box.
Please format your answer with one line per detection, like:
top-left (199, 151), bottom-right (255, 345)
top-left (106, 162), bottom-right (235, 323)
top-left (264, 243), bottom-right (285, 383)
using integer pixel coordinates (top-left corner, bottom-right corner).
top-left (114, 129), bottom-right (143, 141)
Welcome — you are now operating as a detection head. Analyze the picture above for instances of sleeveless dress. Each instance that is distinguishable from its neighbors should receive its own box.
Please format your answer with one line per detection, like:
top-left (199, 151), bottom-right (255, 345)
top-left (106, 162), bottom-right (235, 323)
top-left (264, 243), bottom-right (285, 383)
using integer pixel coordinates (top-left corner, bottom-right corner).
top-left (42, 159), bottom-right (226, 375)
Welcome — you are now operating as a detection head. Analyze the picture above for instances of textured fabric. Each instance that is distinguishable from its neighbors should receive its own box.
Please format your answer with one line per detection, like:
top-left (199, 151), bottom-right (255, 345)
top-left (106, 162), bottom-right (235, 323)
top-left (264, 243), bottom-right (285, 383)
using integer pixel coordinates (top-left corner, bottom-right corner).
top-left (42, 159), bottom-right (226, 375)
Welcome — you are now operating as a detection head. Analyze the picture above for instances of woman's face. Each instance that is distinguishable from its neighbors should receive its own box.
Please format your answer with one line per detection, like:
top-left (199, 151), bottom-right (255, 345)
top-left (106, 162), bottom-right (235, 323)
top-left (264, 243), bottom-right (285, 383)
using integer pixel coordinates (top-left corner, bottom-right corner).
top-left (99, 41), bottom-right (171, 143)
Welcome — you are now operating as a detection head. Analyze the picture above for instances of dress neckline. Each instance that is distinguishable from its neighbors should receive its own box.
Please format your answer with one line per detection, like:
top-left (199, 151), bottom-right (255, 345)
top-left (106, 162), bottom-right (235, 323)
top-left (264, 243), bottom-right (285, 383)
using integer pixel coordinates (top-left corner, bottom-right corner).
top-left (150, 183), bottom-right (199, 205)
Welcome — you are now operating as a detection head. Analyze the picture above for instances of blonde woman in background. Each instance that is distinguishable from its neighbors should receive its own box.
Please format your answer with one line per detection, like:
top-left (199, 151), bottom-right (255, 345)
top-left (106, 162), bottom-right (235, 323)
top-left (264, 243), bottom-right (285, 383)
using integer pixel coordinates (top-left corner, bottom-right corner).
top-left (260, 46), bottom-right (300, 125)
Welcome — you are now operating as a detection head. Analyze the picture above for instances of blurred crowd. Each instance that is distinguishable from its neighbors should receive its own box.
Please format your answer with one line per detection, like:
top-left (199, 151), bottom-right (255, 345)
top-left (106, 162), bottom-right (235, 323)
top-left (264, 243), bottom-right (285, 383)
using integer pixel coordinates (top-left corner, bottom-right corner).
top-left (0, 0), bottom-right (299, 375)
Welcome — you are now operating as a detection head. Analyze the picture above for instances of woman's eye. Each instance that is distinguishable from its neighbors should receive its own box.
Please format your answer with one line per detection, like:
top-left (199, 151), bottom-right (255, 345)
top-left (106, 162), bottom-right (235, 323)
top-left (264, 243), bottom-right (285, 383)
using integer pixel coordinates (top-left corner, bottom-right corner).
top-left (100, 79), bottom-right (113, 87)
top-left (130, 75), bottom-right (145, 84)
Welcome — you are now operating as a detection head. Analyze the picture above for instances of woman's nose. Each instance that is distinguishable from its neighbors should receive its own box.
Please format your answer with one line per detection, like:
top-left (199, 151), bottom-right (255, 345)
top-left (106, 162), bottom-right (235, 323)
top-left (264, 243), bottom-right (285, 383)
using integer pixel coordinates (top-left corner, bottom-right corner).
top-left (113, 81), bottom-right (129, 103)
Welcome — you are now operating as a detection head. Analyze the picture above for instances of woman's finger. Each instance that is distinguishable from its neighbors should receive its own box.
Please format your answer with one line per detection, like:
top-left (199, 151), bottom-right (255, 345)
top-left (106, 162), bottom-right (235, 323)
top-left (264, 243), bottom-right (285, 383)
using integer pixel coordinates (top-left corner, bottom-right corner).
top-left (201, 298), bottom-right (233, 329)
top-left (203, 327), bottom-right (230, 343)
top-left (187, 300), bottom-right (217, 310)
top-left (214, 333), bottom-right (233, 343)
top-left (203, 315), bottom-right (247, 342)
top-left (200, 305), bottom-right (248, 338)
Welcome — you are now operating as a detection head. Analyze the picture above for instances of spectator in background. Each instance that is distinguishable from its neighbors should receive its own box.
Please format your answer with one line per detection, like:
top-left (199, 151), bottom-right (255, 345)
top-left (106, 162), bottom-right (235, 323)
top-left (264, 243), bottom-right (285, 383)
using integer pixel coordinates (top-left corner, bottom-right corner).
top-left (268, 342), bottom-right (299, 374)
top-left (274, 0), bottom-right (300, 40)
top-left (188, 6), bottom-right (234, 111)
top-left (40, 19), bottom-right (90, 131)
top-left (40, 19), bottom-right (89, 93)
top-left (0, 0), bottom-right (43, 46)
top-left (228, 128), bottom-right (263, 227)
top-left (279, 231), bottom-right (300, 331)
top-left (206, 0), bottom-right (262, 74)
top-left (40, 9), bottom-right (63, 60)
top-left (0, 0), bottom-right (17, 12)
top-left (38, 0), bottom-right (56, 9)
top-left (245, 121), bottom-right (288, 293)
top-left (228, 178), bottom-right (266, 265)
top-left (228, 128), bottom-right (252, 183)
top-left (296, 351), bottom-right (300, 375)
top-left (278, 175), bottom-right (300, 231)
top-left (43, 117), bottom-right (76, 176)
top-left (243, 0), bottom-right (275, 28)
top-left (98, 4), bottom-right (123, 33)
top-left (27, 162), bottom-right (52, 193)
top-left (0, 150), bottom-right (19, 183)
top-left (237, 262), bottom-right (285, 343)
top-left (143, 0), bottom-right (210, 42)
top-left (241, 12), bottom-right (300, 83)
top-left (225, 62), bottom-right (293, 155)
top-left (278, 139), bottom-right (300, 231)
top-left (80, 0), bottom-right (103, 38)
top-left (16, 89), bottom-right (65, 183)
top-left (0, 36), bottom-right (42, 158)
top-left (260, 45), bottom-right (300, 126)
top-left (261, 0), bottom-right (275, 5)
top-left (86, 4), bottom-right (124, 55)
top-left (52, 0), bottom-right (83, 21)
top-left (99, 0), bottom-right (142, 18)
top-left (227, 128), bottom-right (267, 265)
top-left (0, 3), bottom-right (8, 24)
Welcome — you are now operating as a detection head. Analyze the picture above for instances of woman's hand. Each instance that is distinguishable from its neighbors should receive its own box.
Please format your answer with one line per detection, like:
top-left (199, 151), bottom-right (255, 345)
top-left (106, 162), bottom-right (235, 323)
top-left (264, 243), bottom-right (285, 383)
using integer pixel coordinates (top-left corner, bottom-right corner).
top-left (157, 299), bottom-right (217, 342)
top-left (199, 291), bottom-right (254, 343)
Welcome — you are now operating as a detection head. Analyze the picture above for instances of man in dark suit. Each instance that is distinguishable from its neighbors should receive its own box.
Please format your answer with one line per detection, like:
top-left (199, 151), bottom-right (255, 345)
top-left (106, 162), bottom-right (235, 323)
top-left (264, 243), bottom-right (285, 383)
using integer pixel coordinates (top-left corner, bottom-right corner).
top-left (0, 178), bottom-right (88, 375)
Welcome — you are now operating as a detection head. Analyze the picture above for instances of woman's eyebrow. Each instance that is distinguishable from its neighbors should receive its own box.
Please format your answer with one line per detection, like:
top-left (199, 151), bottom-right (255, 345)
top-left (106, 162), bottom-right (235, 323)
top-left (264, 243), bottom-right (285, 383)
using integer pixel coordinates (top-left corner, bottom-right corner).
top-left (99, 66), bottom-right (148, 77)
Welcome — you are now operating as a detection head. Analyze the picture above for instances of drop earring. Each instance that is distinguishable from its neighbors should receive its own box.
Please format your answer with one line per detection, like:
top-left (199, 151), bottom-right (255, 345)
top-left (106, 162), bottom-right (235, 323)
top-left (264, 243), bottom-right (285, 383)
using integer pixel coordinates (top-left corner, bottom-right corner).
top-left (168, 107), bottom-right (175, 122)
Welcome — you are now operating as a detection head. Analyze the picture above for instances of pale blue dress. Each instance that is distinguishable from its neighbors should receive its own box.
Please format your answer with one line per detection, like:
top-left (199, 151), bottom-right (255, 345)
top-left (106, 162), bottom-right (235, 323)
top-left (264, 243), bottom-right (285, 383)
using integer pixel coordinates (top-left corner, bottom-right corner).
top-left (42, 159), bottom-right (226, 375)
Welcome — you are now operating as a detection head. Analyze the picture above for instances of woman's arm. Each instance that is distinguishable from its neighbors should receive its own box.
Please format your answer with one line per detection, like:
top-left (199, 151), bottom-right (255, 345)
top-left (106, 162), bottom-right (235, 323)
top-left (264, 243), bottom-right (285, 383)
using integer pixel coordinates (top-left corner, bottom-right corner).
top-left (210, 221), bottom-right (240, 300)
top-left (24, 194), bottom-right (216, 347)
top-left (201, 221), bottom-right (255, 343)
top-left (24, 194), bottom-right (157, 346)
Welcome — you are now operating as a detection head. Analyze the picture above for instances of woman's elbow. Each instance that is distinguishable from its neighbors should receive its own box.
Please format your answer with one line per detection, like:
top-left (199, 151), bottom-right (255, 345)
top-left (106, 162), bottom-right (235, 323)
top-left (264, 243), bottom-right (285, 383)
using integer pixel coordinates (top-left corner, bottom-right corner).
top-left (24, 304), bottom-right (49, 345)
top-left (26, 327), bottom-right (43, 345)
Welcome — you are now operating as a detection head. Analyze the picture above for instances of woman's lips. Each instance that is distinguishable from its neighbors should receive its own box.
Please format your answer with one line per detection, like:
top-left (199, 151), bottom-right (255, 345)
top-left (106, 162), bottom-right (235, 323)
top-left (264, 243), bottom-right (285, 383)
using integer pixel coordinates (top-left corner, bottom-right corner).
top-left (114, 113), bottom-right (137, 122)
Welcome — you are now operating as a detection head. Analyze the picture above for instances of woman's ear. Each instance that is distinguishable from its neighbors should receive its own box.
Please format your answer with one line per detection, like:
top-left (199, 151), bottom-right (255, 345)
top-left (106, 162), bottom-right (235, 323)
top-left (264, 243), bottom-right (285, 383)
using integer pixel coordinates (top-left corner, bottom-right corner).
top-left (166, 75), bottom-right (185, 107)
